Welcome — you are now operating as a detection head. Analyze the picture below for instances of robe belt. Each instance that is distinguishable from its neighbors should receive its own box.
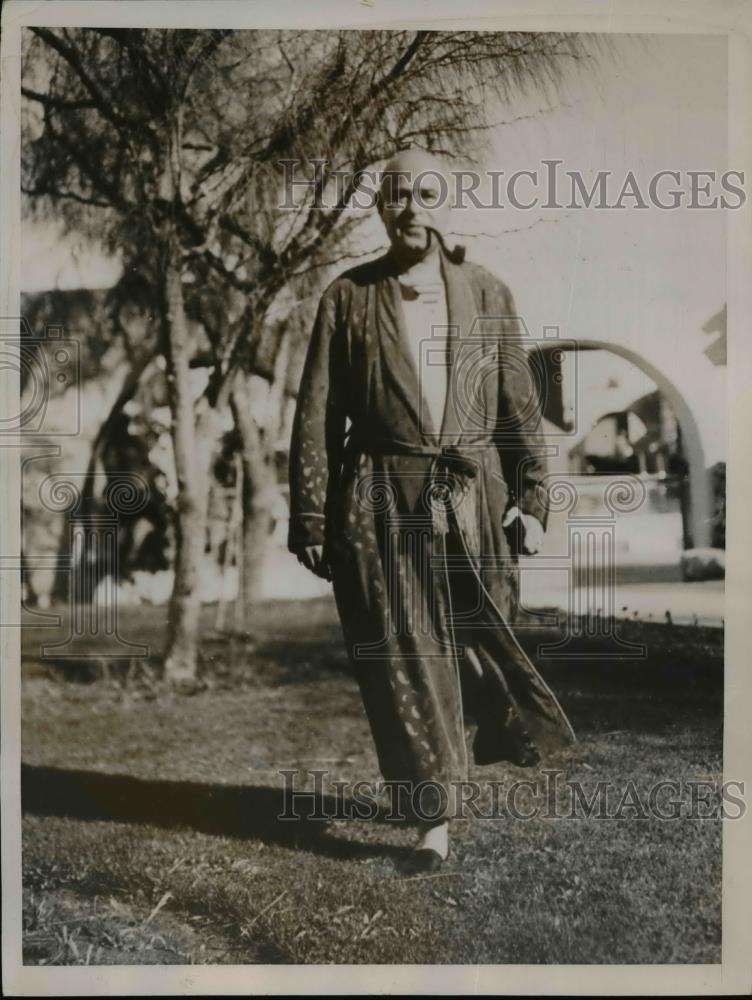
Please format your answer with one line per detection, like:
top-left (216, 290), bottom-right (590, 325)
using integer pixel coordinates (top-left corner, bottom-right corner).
top-left (346, 433), bottom-right (494, 465)
top-left (346, 433), bottom-right (495, 548)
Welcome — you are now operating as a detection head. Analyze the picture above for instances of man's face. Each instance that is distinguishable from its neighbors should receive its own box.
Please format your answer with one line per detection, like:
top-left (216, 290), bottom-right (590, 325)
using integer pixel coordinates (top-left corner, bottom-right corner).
top-left (379, 167), bottom-right (450, 258)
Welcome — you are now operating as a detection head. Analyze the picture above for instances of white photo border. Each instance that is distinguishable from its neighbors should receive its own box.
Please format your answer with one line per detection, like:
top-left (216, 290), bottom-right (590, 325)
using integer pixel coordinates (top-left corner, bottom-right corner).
top-left (2, 0), bottom-right (750, 994)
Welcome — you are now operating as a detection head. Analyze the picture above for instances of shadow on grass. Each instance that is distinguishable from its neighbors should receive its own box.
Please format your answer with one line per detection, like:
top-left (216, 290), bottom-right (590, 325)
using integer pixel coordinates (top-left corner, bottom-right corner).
top-left (21, 764), bottom-right (404, 863)
top-left (32, 636), bottom-right (352, 688)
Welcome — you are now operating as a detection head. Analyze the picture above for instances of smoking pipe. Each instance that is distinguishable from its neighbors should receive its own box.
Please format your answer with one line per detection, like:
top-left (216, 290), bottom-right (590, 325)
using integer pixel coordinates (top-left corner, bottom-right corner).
top-left (426, 226), bottom-right (466, 264)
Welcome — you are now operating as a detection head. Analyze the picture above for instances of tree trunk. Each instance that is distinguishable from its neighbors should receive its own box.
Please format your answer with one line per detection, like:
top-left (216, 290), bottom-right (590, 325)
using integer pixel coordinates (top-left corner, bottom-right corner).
top-left (230, 370), bottom-right (277, 630)
top-left (161, 256), bottom-right (217, 682)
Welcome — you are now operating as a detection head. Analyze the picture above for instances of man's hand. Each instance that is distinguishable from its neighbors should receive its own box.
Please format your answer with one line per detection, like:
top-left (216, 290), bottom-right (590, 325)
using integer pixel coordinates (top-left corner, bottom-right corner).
top-left (296, 544), bottom-right (332, 581)
top-left (502, 507), bottom-right (545, 555)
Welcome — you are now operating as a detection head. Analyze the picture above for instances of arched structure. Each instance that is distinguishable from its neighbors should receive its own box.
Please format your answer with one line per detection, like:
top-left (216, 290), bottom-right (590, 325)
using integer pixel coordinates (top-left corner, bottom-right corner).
top-left (538, 338), bottom-right (713, 549)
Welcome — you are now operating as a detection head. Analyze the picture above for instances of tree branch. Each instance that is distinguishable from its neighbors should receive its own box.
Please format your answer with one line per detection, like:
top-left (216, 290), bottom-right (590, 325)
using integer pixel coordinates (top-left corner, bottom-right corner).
top-left (21, 87), bottom-right (96, 112)
top-left (30, 27), bottom-right (150, 132)
top-left (21, 183), bottom-right (110, 209)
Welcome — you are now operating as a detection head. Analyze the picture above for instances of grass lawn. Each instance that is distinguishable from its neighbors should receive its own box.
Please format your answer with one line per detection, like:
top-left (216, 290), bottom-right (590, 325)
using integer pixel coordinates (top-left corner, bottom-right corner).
top-left (20, 599), bottom-right (723, 965)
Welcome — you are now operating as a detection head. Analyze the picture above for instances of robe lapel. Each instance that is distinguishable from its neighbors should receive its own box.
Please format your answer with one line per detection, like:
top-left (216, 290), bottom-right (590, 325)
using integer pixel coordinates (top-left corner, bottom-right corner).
top-left (439, 252), bottom-right (482, 444)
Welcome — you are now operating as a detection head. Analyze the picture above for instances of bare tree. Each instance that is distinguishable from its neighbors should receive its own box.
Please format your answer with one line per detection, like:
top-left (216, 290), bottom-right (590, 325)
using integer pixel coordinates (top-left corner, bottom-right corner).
top-left (22, 27), bottom-right (593, 680)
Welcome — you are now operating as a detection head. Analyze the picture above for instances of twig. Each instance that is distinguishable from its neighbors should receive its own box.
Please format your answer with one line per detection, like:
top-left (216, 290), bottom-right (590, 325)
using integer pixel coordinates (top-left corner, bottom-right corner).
top-left (143, 891), bottom-right (172, 927)
top-left (244, 889), bottom-right (288, 931)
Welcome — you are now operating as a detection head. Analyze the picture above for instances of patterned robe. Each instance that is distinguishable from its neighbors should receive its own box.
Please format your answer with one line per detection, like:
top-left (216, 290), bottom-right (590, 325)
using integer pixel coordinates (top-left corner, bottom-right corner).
top-left (288, 249), bottom-right (574, 803)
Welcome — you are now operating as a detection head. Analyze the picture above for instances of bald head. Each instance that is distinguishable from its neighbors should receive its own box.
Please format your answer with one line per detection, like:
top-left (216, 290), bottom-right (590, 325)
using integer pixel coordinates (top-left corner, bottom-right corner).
top-left (378, 148), bottom-right (452, 266)
top-left (380, 148), bottom-right (448, 188)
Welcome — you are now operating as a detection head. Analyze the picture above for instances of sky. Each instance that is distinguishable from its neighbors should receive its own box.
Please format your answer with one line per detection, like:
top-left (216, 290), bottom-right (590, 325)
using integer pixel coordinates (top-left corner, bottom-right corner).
top-left (466, 33), bottom-right (728, 357)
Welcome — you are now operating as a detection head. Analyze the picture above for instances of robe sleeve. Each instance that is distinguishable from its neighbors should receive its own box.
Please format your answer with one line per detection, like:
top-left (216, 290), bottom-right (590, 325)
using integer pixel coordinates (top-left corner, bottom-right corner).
top-left (287, 282), bottom-right (348, 553)
top-left (496, 286), bottom-right (550, 530)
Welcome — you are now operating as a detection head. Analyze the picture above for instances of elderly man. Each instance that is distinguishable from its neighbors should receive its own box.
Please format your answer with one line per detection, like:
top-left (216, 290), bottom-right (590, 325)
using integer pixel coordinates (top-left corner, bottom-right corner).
top-left (289, 148), bottom-right (574, 872)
